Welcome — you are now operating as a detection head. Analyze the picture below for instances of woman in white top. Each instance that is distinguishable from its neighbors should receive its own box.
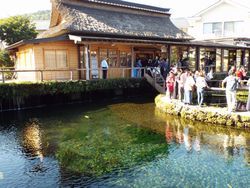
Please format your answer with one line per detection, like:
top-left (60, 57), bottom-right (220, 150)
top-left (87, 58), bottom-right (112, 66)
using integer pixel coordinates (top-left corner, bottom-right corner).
top-left (196, 71), bottom-right (208, 106)
top-left (184, 71), bottom-right (195, 104)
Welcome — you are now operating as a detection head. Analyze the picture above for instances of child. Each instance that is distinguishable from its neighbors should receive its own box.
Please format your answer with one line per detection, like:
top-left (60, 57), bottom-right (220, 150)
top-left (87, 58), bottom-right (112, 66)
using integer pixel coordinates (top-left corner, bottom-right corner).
top-left (166, 71), bottom-right (175, 99)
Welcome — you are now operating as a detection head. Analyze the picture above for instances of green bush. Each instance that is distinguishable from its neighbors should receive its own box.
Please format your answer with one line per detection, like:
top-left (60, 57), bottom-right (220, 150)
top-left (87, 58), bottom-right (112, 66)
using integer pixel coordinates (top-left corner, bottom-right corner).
top-left (0, 78), bottom-right (149, 100)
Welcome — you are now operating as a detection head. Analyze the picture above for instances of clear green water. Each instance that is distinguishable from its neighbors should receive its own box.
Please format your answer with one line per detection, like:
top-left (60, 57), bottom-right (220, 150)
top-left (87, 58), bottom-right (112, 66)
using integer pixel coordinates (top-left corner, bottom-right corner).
top-left (0, 99), bottom-right (250, 187)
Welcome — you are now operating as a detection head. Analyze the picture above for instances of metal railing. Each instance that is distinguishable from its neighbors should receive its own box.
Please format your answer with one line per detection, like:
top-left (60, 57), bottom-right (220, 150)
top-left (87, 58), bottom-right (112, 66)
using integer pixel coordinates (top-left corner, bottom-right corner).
top-left (0, 67), bottom-right (147, 83)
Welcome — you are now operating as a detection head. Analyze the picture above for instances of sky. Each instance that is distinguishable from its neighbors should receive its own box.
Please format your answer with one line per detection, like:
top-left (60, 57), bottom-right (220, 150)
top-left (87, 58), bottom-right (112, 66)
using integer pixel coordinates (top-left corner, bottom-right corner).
top-left (0, 0), bottom-right (249, 19)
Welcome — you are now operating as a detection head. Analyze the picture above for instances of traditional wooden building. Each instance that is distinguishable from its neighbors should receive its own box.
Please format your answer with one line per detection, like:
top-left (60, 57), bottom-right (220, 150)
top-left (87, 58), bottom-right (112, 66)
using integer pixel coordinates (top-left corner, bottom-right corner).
top-left (7, 0), bottom-right (250, 81)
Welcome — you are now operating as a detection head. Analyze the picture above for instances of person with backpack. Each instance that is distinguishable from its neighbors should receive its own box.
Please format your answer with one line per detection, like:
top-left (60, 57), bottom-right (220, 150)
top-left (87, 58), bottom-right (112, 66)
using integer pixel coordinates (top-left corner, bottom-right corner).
top-left (222, 70), bottom-right (240, 113)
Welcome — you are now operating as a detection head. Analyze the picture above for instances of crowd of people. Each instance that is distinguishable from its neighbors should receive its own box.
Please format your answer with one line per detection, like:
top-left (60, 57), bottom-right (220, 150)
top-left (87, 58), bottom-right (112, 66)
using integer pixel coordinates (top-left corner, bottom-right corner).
top-left (165, 68), bottom-right (210, 107)
top-left (134, 55), bottom-right (250, 113)
top-left (164, 63), bottom-right (250, 113)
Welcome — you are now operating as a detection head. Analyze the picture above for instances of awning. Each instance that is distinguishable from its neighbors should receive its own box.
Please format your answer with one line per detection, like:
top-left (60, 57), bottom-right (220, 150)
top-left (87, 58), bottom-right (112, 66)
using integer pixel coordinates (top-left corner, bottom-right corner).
top-left (68, 34), bottom-right (250, 50)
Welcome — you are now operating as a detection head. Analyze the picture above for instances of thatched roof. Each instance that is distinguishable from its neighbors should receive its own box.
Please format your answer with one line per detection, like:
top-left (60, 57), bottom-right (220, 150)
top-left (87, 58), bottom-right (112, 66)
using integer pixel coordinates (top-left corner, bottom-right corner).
top-left (38, 0), bottom-right (192, 41)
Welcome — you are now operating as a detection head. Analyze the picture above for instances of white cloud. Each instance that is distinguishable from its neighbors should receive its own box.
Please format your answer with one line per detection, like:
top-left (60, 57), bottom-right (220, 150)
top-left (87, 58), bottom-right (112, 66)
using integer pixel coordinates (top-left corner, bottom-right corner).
top-left (0, 0), bottom-right (51, 18)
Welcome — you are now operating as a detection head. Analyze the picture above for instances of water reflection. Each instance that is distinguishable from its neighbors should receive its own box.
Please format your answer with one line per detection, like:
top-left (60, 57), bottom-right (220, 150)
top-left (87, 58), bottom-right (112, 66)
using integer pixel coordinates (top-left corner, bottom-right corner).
top-left (22, 119), bottom-right (43, 161)
top-left (1, 101), bottom-right (250, 187)
top-left (156, 108), bottom-right (250, 163)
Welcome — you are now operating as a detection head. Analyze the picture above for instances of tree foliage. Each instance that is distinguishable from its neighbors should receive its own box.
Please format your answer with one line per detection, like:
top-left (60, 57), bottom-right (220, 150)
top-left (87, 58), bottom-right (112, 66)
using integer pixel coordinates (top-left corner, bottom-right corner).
top-left (0, 50), bottom-right (13, 67)
top-left (0, 16), bottom-right (38, 45)
top-left (23, 10), bottom-right (51, 21)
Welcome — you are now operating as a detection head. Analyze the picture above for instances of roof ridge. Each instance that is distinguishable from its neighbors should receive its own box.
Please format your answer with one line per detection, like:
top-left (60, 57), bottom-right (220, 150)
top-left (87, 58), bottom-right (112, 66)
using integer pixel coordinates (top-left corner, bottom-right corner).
top-left (59, 0), bottom-right (170, 14)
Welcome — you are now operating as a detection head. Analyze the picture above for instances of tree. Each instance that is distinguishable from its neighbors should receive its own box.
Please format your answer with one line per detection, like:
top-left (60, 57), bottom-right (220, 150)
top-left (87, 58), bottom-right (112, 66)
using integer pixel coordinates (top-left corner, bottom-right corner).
top-left (0, 49), bottom-right (13, 67)
top-left (0, 16), bottom-right (38, 45)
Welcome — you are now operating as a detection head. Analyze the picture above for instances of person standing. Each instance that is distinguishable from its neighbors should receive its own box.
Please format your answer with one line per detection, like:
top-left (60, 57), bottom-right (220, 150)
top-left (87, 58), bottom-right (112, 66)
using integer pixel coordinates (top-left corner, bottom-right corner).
top-left (101, 58), bottom-right (109, 79)
top-left (166, 71), bottom-right (175, 99)
top-left (159, 58), bottom-right (169, 80)
top-left (196, 71), bottom-right (208, 106)
top-left (184, 71), bottom-right (195, 104)
top-left (178, 69), bottom-right (188, 101)
top-left (222, 71), bottom-right (239, 113)
top-left (135, 59), bottom-right (142, 78)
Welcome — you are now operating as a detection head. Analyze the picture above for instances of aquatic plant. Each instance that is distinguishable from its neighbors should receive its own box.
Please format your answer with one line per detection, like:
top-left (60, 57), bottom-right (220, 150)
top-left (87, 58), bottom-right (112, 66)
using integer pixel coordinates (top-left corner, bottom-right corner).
top-left (54, 109), bottom-right (168, 176)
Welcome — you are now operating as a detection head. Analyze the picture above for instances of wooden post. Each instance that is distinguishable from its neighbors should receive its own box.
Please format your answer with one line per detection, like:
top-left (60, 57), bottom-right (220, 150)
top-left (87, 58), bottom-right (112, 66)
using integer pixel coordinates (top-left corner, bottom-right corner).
top-left (70, 71), bottom-right (73, 81)
top-left (131, 46), bottom-right (135, 77)
top-left (122, 68), bottom-right (125, 78)
top-left (40, 70), bottom-right (44, 82)
top-left (77, 44), bottom-right (81, 80)
top-left (221, 48), bottom-right (224, 72)
top-left (241, 49), bottom-right (245, 66)
top-left (195, 47), bottom-right (200, 70)
top-left (1, 72), bottom-right (4, 83)
top-left (84, 44), bottom-right (90, 80)
top-left (167, 45), bottom-right (171, 65)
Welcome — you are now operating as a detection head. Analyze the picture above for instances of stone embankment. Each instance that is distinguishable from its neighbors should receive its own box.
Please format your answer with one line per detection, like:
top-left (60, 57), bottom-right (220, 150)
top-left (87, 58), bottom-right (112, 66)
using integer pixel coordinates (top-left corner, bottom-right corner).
top-left (155, 95), bottom-right (250, 128)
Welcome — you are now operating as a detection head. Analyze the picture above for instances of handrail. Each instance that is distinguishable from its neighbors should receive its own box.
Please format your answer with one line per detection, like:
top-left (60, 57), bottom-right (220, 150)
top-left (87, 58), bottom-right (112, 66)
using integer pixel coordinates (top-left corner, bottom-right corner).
top-left (146, 67), bottom-right (166, 91)
top-left (0, 67), bottom-right (147, 83)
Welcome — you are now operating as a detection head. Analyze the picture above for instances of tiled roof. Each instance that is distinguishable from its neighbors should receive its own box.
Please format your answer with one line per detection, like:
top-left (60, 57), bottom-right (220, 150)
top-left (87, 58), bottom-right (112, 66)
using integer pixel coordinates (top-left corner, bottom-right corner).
top-left (38, 0), bottom-right (191, 40)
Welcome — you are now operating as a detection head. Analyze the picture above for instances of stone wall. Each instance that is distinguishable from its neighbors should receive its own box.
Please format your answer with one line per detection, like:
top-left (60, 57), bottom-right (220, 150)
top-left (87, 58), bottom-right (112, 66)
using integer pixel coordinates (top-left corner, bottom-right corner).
top-left (155, 95), bottom-right (250, 128)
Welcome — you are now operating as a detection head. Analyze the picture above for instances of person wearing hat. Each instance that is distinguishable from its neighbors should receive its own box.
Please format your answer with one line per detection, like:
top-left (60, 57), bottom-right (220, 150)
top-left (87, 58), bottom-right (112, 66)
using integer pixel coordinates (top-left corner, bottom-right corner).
top-left (101, 57), bottom-right (109, 79)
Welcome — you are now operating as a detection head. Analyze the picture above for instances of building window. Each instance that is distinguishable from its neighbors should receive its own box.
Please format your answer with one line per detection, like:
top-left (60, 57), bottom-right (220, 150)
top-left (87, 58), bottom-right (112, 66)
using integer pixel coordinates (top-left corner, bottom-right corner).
top-left (120, 52), bottom-right (130, 67)
top-left (224, 21), bottom-right (243, 36)
top-left (99, 49), bottom-right (108, 65)
top-left (44, 50), bottom-right (67, 69)
top-left (203, 22), bottom-right (222, 36)
top-left (108, 50), bottom-right (118, 67)
top-left (56, 50), bottom-right (67, 68)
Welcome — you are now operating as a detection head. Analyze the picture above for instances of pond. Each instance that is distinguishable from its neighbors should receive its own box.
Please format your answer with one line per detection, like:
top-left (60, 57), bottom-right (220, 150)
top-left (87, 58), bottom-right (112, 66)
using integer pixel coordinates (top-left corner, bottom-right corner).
top-left (0, 99), bottom-right (250, 187)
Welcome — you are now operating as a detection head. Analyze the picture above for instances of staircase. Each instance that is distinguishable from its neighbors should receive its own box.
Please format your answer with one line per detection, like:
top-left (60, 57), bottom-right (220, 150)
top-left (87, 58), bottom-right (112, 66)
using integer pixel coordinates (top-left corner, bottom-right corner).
top-left (144, 67), bottom-right (166, 94)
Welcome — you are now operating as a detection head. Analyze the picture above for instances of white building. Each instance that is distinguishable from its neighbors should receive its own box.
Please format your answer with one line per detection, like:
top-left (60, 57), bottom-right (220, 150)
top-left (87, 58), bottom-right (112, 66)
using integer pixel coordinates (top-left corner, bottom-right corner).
top-left (188, 0), bottom-right (250, 46)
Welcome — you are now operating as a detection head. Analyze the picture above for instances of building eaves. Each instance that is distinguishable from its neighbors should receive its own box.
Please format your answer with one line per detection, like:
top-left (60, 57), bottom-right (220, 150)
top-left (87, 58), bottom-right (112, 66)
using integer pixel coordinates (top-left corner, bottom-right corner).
top-left (6, 35), bottom-right (69, 50)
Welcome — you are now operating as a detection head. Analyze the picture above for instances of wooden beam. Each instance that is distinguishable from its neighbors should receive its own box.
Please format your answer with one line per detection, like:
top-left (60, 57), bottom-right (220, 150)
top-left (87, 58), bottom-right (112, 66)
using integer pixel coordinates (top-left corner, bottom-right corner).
top-left (69, 35), bottom-right (82, 44)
